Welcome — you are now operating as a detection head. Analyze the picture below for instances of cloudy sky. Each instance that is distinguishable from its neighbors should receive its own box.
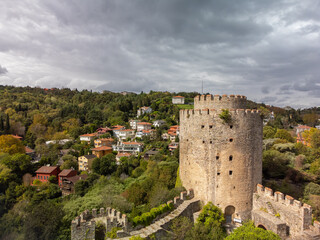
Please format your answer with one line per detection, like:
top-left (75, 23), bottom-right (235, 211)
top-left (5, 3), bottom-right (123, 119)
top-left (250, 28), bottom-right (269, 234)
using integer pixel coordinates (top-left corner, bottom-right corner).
top-left (0, 0), bottom-right (320, 108)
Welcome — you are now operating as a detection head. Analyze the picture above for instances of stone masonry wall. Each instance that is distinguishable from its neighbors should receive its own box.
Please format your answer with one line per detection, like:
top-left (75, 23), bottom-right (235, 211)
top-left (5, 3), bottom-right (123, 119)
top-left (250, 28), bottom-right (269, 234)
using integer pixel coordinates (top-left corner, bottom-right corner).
top-left (194, 94), bottom-right (247, 110)
top-left (71, 207), bottom-right (128, 240)
top-left (252, 184), bottom-right (313, 238)
top-left (180, 96), bottom-right (262, 221)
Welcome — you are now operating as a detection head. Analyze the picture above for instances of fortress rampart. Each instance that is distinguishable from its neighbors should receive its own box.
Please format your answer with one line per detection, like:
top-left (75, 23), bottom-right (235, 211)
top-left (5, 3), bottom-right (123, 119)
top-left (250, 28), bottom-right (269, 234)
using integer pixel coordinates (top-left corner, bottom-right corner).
top-left (252, 184), bottom-right (320, 239)
top-left (194, 94), bottom-right (247, 110)
top-left (71, 189), bottom-right (200, 240)
top-left (180, 96), bottom-right (263, 221)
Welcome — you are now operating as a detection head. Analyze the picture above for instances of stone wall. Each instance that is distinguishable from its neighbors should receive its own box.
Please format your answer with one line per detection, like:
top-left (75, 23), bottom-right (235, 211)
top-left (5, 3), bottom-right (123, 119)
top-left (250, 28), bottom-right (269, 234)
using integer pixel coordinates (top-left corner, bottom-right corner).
top-left (194, 94), bottom-right (247, 110)
top-left (180, 99), bottom-right (263, 221)
top-left (252, 184), bottom-right (314, 239)
top-left (71, 189), bottom-right (199, 240)
top-left (71, 207), bottom-right (128, 240)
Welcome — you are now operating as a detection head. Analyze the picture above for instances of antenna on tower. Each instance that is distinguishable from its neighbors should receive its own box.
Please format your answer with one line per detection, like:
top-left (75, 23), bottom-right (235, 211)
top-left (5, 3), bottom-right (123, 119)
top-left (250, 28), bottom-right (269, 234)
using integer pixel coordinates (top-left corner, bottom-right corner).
top-left (202, 80), bottom-right (203, 94)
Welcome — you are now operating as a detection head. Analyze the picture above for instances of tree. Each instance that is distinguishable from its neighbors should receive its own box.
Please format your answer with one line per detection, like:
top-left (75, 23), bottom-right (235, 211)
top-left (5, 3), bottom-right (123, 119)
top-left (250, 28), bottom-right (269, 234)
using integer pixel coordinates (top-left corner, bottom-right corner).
top-left (167, 216), bottom-right (193, 240)
top-left (0, 135), bottom-right (25, 154)
top-left (274, 129), bottom-right (294, 143)
top-left (303, 113), bottom-right (318, 127)
top-left (24, 201), bottom-right (64, 240)
top-left (225, 221), bottom-right (281, 240)
top-left (263, 126), bottom-right (277, 139)
top-left (0, 153), bottom-right (32, 178)
top-left (92, 154), bottom-right (117, 175)
top-left (302, 128), bottom-right (320, 148)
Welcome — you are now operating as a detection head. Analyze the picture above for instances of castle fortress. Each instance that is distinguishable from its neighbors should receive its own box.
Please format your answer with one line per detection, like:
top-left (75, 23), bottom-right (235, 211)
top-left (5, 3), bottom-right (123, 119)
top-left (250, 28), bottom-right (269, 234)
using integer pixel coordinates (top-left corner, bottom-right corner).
top-left (71, 94), bottom-right (320, 239)
top-left (180, 94), bottom-right (263, 221)
top-left (180, 94), bottom-right (320, 239)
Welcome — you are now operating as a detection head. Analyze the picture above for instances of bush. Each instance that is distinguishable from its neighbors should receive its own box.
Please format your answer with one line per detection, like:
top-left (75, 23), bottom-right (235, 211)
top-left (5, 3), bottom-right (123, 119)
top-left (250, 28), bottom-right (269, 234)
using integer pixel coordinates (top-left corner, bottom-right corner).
top-left (219, 109), bottom-right (231, 123)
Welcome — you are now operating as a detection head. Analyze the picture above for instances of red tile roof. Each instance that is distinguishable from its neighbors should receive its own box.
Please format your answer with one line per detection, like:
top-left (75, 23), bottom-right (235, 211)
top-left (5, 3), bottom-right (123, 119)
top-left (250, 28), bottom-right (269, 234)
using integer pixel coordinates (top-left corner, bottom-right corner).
top-left (58, 169), bottom-right (77, 177)
top-left (25, 146), bottom-right (34, 153)
top-left (11, 135), bottom-right (22, 139)
top-left (173, 96), bottom-right (185, 98)
top-left (80, 133), bottom-right (97, 137)
top-left (36, 166), bottom-right (59, 174)
top-left (117, 152), bottom-right (132, 157)
top-left (91, 146), bottom-right (113, 151)
top-left (137, 122), bottom-right (152, 125)
top-left (122, 142), bottom-right (142, 145)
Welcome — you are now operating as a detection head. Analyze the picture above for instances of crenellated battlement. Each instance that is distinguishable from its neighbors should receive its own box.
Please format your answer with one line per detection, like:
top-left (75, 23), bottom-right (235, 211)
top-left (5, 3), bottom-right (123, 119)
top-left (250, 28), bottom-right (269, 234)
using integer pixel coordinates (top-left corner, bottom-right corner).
top-left (256, 184), bottom-right (311, 213)
top-left (194, 94), bottom-right (247, 110)
top-left (180, 108), bottom-right (261, 122)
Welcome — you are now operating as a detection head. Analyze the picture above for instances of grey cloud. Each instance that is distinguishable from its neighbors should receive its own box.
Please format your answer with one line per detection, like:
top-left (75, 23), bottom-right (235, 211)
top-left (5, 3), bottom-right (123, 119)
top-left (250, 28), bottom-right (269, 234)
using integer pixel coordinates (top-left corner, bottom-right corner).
top-left (0, 0), bottom-right (320, 108)
top-left (0, 65), bottom-right (8, 75)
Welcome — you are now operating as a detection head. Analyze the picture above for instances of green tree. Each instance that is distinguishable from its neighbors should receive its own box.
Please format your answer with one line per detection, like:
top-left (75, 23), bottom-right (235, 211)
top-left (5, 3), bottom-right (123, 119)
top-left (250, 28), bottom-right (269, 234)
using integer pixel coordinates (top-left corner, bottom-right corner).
top-left (263, 126), bottom-right (277, 139)
top-left (225, 221), bottom-right (281, 240)
top-left (274, 129), bottom-right (294, 143)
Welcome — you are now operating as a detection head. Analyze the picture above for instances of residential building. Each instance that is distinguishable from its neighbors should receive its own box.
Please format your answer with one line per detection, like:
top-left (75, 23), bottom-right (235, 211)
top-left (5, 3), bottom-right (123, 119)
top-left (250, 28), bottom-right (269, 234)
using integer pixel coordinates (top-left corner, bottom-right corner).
top-left (172, 96), bottom-right (185, 104)
top-left (296, 125), bottom-right (311, 135)
top-left (137, 106), bottom-right (152, 117)
top-left (161, 133), bottom-right (170, 140)
top-left (79, 133), bottom-right (97, 142)
top-left (143, 149), bottom-right (159, 160)
top-left (96, 127), bottom-right (112, 135)
top-left (61, 174), bottom-right (88, 195)
top-left (137, 122), bottom-right (152, 131)
top-left (25, 146), bottom-right (36, 159)
top-left (35, 166), bottom-right (61, 183)
top-left (129, 119), bottom-right (141, 130)
top-left (112, 125), bottom-right (126, 138)
top-left (115, 129), bottom-right (135, 140)
top-left (78, 155), bottom-right (96, 171)
top-left (136, 129), bottom-right (156, 139)
top-left (153, 120), bottom-right (166, 128)
top-left (94, 138), bottom-right (114, 148)
top-left (113, 141), bottom-right (143, 153)
top-left (116, 152), bottom-right (132, 162)
top-left (168, 142), bottom-right (179, 153)
top-left (45, 139), bottom-right (73, 145)
top-left (58, 169), bottom-right (77, 187)
top-left (168, 125), bottom-right (180, 142)
top-left (91, 146), bottom-right (113, 158)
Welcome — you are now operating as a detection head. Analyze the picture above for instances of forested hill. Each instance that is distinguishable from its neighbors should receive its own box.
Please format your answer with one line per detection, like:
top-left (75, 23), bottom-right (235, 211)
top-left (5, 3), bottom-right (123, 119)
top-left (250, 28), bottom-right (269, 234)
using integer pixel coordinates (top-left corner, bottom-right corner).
top-left (0, 85), bottom-right (198, 147)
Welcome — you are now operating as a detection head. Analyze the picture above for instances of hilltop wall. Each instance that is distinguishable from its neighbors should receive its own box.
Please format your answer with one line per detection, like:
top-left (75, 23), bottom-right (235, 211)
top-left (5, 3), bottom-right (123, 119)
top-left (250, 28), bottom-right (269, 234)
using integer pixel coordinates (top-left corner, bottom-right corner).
top-left (194, 94), bottom-right (247, 110)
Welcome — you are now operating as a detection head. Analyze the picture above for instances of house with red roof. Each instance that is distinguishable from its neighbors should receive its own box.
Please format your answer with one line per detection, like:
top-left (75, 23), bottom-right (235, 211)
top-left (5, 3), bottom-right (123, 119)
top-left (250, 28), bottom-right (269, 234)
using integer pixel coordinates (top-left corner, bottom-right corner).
top-left (94, 138), bottom-right (114, 148)
top-left (137, 106), bottom-right (152, 117)
top-left (91, 146), bottom-right (113, 158)
top-left (137, 122), bottom-right (152, 131)
top-left (61, 174), bottom-right (88, 195)
top-left (35, 166), bottom-right (61, 183)
top-left (296, 125), bottom-right (311, 135)
top-left (58, 169), bottom-right (77, 187)
top-left (172, 96), bottom-right (185, 104)
top-left (79, 133), bottom-right (97, 142)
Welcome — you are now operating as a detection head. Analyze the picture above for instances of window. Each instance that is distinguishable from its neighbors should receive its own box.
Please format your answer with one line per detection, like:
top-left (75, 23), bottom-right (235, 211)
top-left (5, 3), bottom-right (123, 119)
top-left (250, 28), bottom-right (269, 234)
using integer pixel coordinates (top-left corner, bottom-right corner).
top-left (229, 138), bottom-right (233, 142)
top-left (229, 155), bottom-right (233, 161)
top-left (230, 125), bottom-right (233, 129)
top-left (216, 156), bottom-right (219, 160)
top-left (209, 125), bottom-right (213, 129)
top-left (217, 172), bottom-right (220, 175)
top-left (202, 140), bottom-right (205, 143)
top-left (201, 125), bottom-right (205, 129)
top-left (229, 171), bottom-right (233, 175)
top-left (210, 140), bottom-right (213, 144)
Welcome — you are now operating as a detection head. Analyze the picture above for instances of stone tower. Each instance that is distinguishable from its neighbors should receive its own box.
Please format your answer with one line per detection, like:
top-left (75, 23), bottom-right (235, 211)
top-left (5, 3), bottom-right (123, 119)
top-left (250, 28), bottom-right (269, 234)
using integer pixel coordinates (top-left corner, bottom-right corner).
top-left (179, 94), bottom-right (262, 221)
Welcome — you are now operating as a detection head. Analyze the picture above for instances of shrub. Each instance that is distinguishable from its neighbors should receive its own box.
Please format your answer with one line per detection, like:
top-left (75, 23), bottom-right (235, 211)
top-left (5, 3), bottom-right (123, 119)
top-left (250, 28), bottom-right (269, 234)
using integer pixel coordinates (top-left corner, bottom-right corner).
top-left (219, 109), bottom-right (231, 123)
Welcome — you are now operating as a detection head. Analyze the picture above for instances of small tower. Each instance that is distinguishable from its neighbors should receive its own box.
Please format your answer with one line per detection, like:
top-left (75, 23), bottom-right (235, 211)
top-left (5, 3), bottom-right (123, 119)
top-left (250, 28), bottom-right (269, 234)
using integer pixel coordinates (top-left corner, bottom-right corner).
top-left (179, 94), bottom-right (263, 221)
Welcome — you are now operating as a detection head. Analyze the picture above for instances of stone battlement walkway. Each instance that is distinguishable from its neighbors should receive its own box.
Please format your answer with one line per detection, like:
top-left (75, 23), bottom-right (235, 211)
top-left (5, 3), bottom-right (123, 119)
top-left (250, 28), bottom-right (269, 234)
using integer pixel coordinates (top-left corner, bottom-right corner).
top-left (118, 198), bottom-right (200, 239)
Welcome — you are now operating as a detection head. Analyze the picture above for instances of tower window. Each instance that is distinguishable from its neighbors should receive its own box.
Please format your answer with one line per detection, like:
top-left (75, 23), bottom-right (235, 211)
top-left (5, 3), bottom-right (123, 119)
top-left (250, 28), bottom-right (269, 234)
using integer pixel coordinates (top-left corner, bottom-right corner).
top-left (216, 156), bottom-right (219, 160)
top-left (229, 138), bottom-right (233, 142)
top-left (210, 140), bottom-right (213, 144)
top-left (230, 125), bottom-right (233, 129)
top-left (201, 125), bottom-right (205, 129)
top-left (229, 155), bottom-right (233, 161)
top-left (217, 172), bottom-right (220, 176)
top-left (209, 125), bottom-right (213, 129)
top-left (202, 140), bottom-right (205, 143)
top-left (229, 171), bottom-right (233, 175)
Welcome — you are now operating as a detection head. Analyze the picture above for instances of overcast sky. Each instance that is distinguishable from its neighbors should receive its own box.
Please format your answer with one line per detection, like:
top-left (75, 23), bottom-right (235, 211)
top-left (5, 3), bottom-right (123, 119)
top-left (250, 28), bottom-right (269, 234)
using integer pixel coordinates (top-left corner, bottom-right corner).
top-left (0, 0), bottom-right (320, 108)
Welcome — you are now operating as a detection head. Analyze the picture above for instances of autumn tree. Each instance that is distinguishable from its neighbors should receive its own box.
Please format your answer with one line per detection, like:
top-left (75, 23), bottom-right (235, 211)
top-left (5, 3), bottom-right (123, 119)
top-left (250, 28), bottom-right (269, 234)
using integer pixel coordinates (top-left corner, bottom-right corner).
top-left (0, 135), bottom-right (25, 154)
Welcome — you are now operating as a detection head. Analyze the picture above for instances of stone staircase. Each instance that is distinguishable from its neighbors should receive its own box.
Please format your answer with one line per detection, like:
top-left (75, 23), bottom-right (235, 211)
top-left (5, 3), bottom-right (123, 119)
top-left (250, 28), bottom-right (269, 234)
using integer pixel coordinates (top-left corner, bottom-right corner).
top-left (118, 198), bottom-right (200, 239)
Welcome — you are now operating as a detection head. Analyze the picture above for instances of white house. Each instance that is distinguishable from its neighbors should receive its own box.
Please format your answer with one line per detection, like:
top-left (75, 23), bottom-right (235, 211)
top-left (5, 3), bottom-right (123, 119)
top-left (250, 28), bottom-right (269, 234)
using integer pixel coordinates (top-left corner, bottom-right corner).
top-left (137, 122), bottom-right (152, 131)
top-left (172, 96), bottom-right (185, 104)
top-left (116, 129), bottom-right (135, 140)
top-left (153, 120), bottom-right (166, 128)
top-left (136, 129), bottom-right (155, 139)
top-left (137, 106), bottom-right (152, 117)
top-left (129, 119), bottom-right (141, 130)
top-left (79, 133), bottom-right (97, 142)
top-left (112, 141), bottom-right (143, 153)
